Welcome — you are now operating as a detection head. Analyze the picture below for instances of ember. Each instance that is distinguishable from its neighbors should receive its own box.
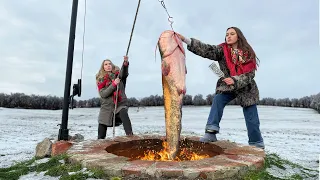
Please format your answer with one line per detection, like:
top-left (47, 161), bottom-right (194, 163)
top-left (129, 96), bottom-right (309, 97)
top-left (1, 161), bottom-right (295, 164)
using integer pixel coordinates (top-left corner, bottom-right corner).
top-left (105, 137), bottom-right (223, 161)
top-left (138, 141), bottom-right (209, 161)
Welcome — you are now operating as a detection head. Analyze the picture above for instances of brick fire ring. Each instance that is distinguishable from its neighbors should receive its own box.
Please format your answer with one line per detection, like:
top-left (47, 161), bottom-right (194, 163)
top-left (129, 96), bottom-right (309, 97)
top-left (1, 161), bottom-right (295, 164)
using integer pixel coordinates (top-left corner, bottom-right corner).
top-left (65, 135), bottom-right (265, 179)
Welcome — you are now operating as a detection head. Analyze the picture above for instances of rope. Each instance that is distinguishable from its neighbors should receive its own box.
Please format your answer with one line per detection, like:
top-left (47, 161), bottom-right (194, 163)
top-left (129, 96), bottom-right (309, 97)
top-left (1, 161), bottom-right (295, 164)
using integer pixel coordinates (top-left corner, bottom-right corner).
top-left (158, 0), bottom-right (174, 31)
top-left (80, 0), bottom-right (87, 80)
top-left (126, 0), bottom-right (142, 56)
top-left (113, 0), bottom-right (142, 138)
top-left (154, 1), bottom-right (175, 62)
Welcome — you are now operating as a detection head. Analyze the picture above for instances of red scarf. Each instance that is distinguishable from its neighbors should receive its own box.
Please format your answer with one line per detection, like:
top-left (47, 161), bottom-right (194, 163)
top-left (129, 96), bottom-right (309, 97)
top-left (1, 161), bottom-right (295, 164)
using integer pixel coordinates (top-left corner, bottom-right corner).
top-left (219, 43), bottom-right (257, 76)
top-left (97, 71), bottom-right (122, 105)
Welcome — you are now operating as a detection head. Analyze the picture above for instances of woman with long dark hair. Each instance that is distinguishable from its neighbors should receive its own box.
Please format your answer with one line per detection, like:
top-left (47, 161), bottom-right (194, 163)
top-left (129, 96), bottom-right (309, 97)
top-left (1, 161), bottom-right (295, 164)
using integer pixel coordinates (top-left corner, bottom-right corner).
top-left (177, 27), bottom-right (264, 149)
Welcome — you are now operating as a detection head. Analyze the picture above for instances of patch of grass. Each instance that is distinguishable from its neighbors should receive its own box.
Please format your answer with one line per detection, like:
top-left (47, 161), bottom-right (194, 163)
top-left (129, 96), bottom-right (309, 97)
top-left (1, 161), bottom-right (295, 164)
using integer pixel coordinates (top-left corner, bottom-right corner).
top-left (111, 177), bottom-right (122, 180)
top-left (59, 172), bottom-right (91, 180)
top-left (288, 174), bottom-right (304, 180)
top-left (0, 154), bottom-right (107, 180)
top-left (0, 158), bottom-right (36, 172)
top-left (57, 169), bottom-right (108, 180)
top-left (89, 168), bottom-right (106, 179)
top-left (52, 166), bottom-right (107, 180)
top-left (244, 169), bottom-right (284, 180)
top-left (0, 158), bottom-right (37, 180)
top-left (44, 163), bottom-right (82, 177)
top-left (0, 166), bottom-right (30, 180)
top-left (34, 154), bottom-right (67, 172)
top-left (243, 153), bottom-right (319, 180)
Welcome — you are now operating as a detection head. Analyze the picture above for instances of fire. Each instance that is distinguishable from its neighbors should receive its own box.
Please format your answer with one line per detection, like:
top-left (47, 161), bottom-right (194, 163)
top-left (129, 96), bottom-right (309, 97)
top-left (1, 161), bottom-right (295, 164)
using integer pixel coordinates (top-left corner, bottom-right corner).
top-left (137, 141), bottom-right (209, 161)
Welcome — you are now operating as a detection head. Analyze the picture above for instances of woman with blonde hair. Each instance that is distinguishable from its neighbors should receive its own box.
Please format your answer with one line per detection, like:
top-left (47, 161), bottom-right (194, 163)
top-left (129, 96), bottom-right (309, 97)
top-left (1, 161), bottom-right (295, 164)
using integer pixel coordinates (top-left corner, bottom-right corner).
top-left (95, 56), bottom-right (133, 139)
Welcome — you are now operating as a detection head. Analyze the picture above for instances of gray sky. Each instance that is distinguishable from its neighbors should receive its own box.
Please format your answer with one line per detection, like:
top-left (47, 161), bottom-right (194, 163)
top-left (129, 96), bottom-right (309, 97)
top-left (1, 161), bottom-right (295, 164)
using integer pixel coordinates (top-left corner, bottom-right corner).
top-left (0, 0), bottom-right (319, 100)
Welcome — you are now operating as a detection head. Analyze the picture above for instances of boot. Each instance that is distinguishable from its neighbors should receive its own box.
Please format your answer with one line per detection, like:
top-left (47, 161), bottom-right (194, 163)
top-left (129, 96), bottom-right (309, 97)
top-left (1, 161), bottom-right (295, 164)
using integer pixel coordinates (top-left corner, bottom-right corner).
top-left (199, 132), bottom-right (217, 143)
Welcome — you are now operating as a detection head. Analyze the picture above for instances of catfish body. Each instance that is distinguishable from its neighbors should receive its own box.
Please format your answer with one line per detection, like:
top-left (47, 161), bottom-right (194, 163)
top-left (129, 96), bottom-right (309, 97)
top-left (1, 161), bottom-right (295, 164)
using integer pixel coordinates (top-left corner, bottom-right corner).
top-left (158, 30), bottom-right (187, 160)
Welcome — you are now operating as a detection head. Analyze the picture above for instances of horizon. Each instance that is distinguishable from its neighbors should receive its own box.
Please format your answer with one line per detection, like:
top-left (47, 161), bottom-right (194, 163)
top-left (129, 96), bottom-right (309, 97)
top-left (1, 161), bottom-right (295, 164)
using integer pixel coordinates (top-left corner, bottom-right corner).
top-left (0, 90), bottom-right (318, 101)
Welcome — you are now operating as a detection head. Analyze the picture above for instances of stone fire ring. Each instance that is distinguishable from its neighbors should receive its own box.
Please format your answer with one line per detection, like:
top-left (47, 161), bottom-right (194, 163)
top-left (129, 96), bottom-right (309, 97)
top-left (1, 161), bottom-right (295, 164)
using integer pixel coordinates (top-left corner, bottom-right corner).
top-left (65, 135), bottom-right (265, 180)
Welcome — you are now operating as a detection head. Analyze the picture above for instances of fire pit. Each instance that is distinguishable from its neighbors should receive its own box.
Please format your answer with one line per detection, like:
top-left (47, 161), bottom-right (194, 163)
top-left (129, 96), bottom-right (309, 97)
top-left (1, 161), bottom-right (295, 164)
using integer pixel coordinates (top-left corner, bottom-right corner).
top-left (105, 137), bottom-right (222, 161)
top-left (66, 135), bottom-right (265, 179)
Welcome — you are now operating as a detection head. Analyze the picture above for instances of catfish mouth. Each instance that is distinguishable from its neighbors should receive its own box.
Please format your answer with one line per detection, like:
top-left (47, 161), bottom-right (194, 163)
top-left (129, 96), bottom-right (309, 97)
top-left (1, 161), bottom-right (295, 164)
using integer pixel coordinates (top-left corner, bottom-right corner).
top-left (158, 31), bottom-right (186, 58)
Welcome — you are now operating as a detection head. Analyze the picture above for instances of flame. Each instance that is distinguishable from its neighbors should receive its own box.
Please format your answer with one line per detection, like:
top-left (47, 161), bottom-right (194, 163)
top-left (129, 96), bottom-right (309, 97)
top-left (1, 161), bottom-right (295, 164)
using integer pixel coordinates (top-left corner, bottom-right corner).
top-left (137, 141), bottom-right (209, 161)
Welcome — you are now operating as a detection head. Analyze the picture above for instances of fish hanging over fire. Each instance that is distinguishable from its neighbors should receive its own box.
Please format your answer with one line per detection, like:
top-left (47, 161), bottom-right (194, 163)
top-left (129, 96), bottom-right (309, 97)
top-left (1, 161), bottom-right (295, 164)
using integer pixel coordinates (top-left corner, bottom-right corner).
top-left (157, 30), bottom-right (187, 160)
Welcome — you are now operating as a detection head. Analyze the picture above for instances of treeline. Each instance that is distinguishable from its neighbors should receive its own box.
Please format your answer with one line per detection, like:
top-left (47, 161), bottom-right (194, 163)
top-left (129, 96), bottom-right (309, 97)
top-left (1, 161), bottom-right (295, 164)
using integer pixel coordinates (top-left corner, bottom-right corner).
top-left (0, 92), bottom-right (319, 113)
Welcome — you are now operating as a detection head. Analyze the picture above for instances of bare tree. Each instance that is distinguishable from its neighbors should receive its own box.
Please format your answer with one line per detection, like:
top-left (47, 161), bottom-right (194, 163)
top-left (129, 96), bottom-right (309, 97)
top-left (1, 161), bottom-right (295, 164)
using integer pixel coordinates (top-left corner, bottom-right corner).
top-left (310, 93), bottom-right (320, 112)
top-left (183, 94), bottom-right (193, 105)
top-left (193, 94), bottom-right (206, 106)
top-left (0, 92), bottom-right (319, 114)
top-left (206, 93), bottom-right (215, 105)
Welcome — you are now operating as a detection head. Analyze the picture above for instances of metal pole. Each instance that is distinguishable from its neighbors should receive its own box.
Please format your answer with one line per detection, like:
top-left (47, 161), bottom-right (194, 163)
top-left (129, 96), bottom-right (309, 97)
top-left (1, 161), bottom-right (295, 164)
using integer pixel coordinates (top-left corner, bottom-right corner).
top-left (58, 0), bottom-right (79, 141)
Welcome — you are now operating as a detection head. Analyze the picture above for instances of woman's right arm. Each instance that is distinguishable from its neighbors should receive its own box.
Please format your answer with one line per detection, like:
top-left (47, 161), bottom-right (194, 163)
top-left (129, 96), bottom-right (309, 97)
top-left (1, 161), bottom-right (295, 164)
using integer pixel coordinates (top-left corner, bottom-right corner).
top-left (178, 34), bottom-right (223, 61)
top-left (97, 79), bottom-right (118, 98)
top-left (99, 84), bottom-right (117, 98)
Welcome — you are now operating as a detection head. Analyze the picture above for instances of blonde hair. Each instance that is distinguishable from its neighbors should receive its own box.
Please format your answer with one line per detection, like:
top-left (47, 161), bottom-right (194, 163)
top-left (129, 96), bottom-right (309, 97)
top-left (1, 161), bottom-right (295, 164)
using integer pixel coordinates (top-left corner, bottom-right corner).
top-left (95, 59), bottom-right (120, 84)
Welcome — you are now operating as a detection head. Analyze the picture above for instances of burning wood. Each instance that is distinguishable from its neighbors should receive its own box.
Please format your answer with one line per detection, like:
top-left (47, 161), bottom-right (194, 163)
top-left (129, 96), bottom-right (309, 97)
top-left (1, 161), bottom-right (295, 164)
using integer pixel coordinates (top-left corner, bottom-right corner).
top-left (137, 141), bottom-right (209, 161)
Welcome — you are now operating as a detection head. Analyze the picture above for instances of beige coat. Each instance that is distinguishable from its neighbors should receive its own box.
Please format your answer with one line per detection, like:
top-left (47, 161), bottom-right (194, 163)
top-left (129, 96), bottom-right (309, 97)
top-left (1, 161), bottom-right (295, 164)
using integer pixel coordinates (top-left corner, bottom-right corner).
top-left (98, 63), bottom-right (129, 127)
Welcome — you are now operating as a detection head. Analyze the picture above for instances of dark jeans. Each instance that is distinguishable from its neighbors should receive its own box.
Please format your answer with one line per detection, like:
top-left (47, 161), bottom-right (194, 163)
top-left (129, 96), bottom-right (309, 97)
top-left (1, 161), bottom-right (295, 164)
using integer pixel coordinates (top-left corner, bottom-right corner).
top-left (206, 93), bottom-right (264, 146)
top-left (98, 108), bottom-right (133, 139)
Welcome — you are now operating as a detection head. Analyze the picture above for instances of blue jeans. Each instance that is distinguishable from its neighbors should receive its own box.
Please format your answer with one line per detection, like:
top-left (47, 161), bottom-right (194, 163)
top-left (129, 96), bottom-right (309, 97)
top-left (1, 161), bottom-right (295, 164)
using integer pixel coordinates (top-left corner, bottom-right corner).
top-left (205, 93), bottom-right (264, 147)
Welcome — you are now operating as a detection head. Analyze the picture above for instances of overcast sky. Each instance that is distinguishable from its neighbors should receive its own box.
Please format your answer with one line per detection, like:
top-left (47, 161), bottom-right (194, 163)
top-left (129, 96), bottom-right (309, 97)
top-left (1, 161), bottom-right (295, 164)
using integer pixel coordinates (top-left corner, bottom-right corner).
top-left (0, 0), bottom-right (319, 100)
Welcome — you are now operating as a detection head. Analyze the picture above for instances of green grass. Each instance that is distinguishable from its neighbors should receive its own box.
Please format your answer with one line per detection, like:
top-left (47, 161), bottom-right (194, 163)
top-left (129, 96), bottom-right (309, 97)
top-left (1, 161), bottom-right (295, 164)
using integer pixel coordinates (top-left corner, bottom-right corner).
top-left (0, 158), bottom-right (37, 180)
top-left (0, 152), bottom-right (318, 180)
top-left (110, 177), bottom-right (122, 180)
top-left (243, 153), bottom-right (319, 180)
top-left (0, 154), bottom-right (106, 180)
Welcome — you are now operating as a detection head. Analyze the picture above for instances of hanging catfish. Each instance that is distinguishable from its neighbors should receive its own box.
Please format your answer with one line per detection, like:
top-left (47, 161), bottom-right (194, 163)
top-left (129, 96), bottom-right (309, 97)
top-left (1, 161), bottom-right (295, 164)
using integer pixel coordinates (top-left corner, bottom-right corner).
top-left (157, 30), bottom-right (187, 160)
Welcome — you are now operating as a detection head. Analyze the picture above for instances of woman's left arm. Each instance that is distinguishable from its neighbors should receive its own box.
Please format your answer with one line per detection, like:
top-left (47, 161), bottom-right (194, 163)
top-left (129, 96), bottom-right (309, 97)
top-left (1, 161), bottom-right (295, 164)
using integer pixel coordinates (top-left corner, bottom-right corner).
top-left (119, 61), bottom-right (129, 79)
top-left (118, 56), bottom-right (129, 89)
top-left (231, 71), bottom-right (255, 90)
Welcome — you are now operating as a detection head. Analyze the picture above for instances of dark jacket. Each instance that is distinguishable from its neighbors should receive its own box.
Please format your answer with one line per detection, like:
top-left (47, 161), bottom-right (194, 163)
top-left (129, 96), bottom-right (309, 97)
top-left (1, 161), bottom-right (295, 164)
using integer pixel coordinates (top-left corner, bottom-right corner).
top-left (187, 38), bottom-right (259, 107)
top-left (98, 62), bottom-right (129, 127)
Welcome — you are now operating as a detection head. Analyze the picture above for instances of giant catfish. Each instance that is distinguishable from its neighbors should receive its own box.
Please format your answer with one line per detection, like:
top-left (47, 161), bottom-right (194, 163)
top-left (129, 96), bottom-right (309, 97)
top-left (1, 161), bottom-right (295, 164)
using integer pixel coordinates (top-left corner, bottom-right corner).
top-left (157, 30), bottom-right (187, 160)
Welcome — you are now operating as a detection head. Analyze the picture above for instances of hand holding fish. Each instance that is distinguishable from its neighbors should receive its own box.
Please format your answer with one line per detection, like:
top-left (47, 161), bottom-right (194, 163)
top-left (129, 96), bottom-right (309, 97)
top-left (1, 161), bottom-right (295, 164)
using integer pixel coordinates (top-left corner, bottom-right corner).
top-left (223, 77), bottom-right (234, 85)
top-left (174, 32), bottom-right (185, 42)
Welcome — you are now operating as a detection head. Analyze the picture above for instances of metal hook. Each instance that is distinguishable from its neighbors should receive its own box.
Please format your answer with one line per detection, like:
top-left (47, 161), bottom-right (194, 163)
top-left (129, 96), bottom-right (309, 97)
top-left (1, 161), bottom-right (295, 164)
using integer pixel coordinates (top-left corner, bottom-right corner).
top-left (160, 1), bottom-right (166, 9)
top-left (168, 16), bottom-right (174, 24)
top-left (158, 0), bottom-right (174, 30)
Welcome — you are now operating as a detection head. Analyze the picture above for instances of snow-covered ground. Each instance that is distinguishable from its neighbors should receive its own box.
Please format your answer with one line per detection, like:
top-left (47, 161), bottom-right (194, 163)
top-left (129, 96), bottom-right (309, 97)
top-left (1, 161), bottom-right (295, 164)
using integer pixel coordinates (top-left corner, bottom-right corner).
top-left (0, 105), bottom-right (319, 171)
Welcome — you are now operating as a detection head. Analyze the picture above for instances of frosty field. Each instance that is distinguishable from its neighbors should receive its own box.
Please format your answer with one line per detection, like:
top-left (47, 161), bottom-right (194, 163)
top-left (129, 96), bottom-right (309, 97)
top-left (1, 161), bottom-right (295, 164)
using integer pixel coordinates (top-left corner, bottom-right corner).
top-left (0, 105), bottom-right (319, 172)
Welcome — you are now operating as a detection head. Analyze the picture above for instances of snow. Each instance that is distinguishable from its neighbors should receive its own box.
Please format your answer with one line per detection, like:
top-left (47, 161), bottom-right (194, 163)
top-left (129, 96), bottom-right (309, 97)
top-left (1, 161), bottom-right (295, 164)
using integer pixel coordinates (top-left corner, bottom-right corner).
top-left (0, 105), bottom-right (319, 173)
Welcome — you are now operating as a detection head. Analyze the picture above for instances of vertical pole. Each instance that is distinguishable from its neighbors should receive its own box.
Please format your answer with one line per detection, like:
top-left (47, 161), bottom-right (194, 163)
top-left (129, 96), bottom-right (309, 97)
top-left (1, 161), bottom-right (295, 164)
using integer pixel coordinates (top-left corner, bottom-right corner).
top-left (58, 0), bottom-right (79, 141)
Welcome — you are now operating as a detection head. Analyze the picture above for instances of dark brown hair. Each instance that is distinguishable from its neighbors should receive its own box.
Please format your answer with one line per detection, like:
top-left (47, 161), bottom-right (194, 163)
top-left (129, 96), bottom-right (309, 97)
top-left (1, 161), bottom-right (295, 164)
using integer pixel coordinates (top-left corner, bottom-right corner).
top-left (225, 27), bottom-right (260, 65)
